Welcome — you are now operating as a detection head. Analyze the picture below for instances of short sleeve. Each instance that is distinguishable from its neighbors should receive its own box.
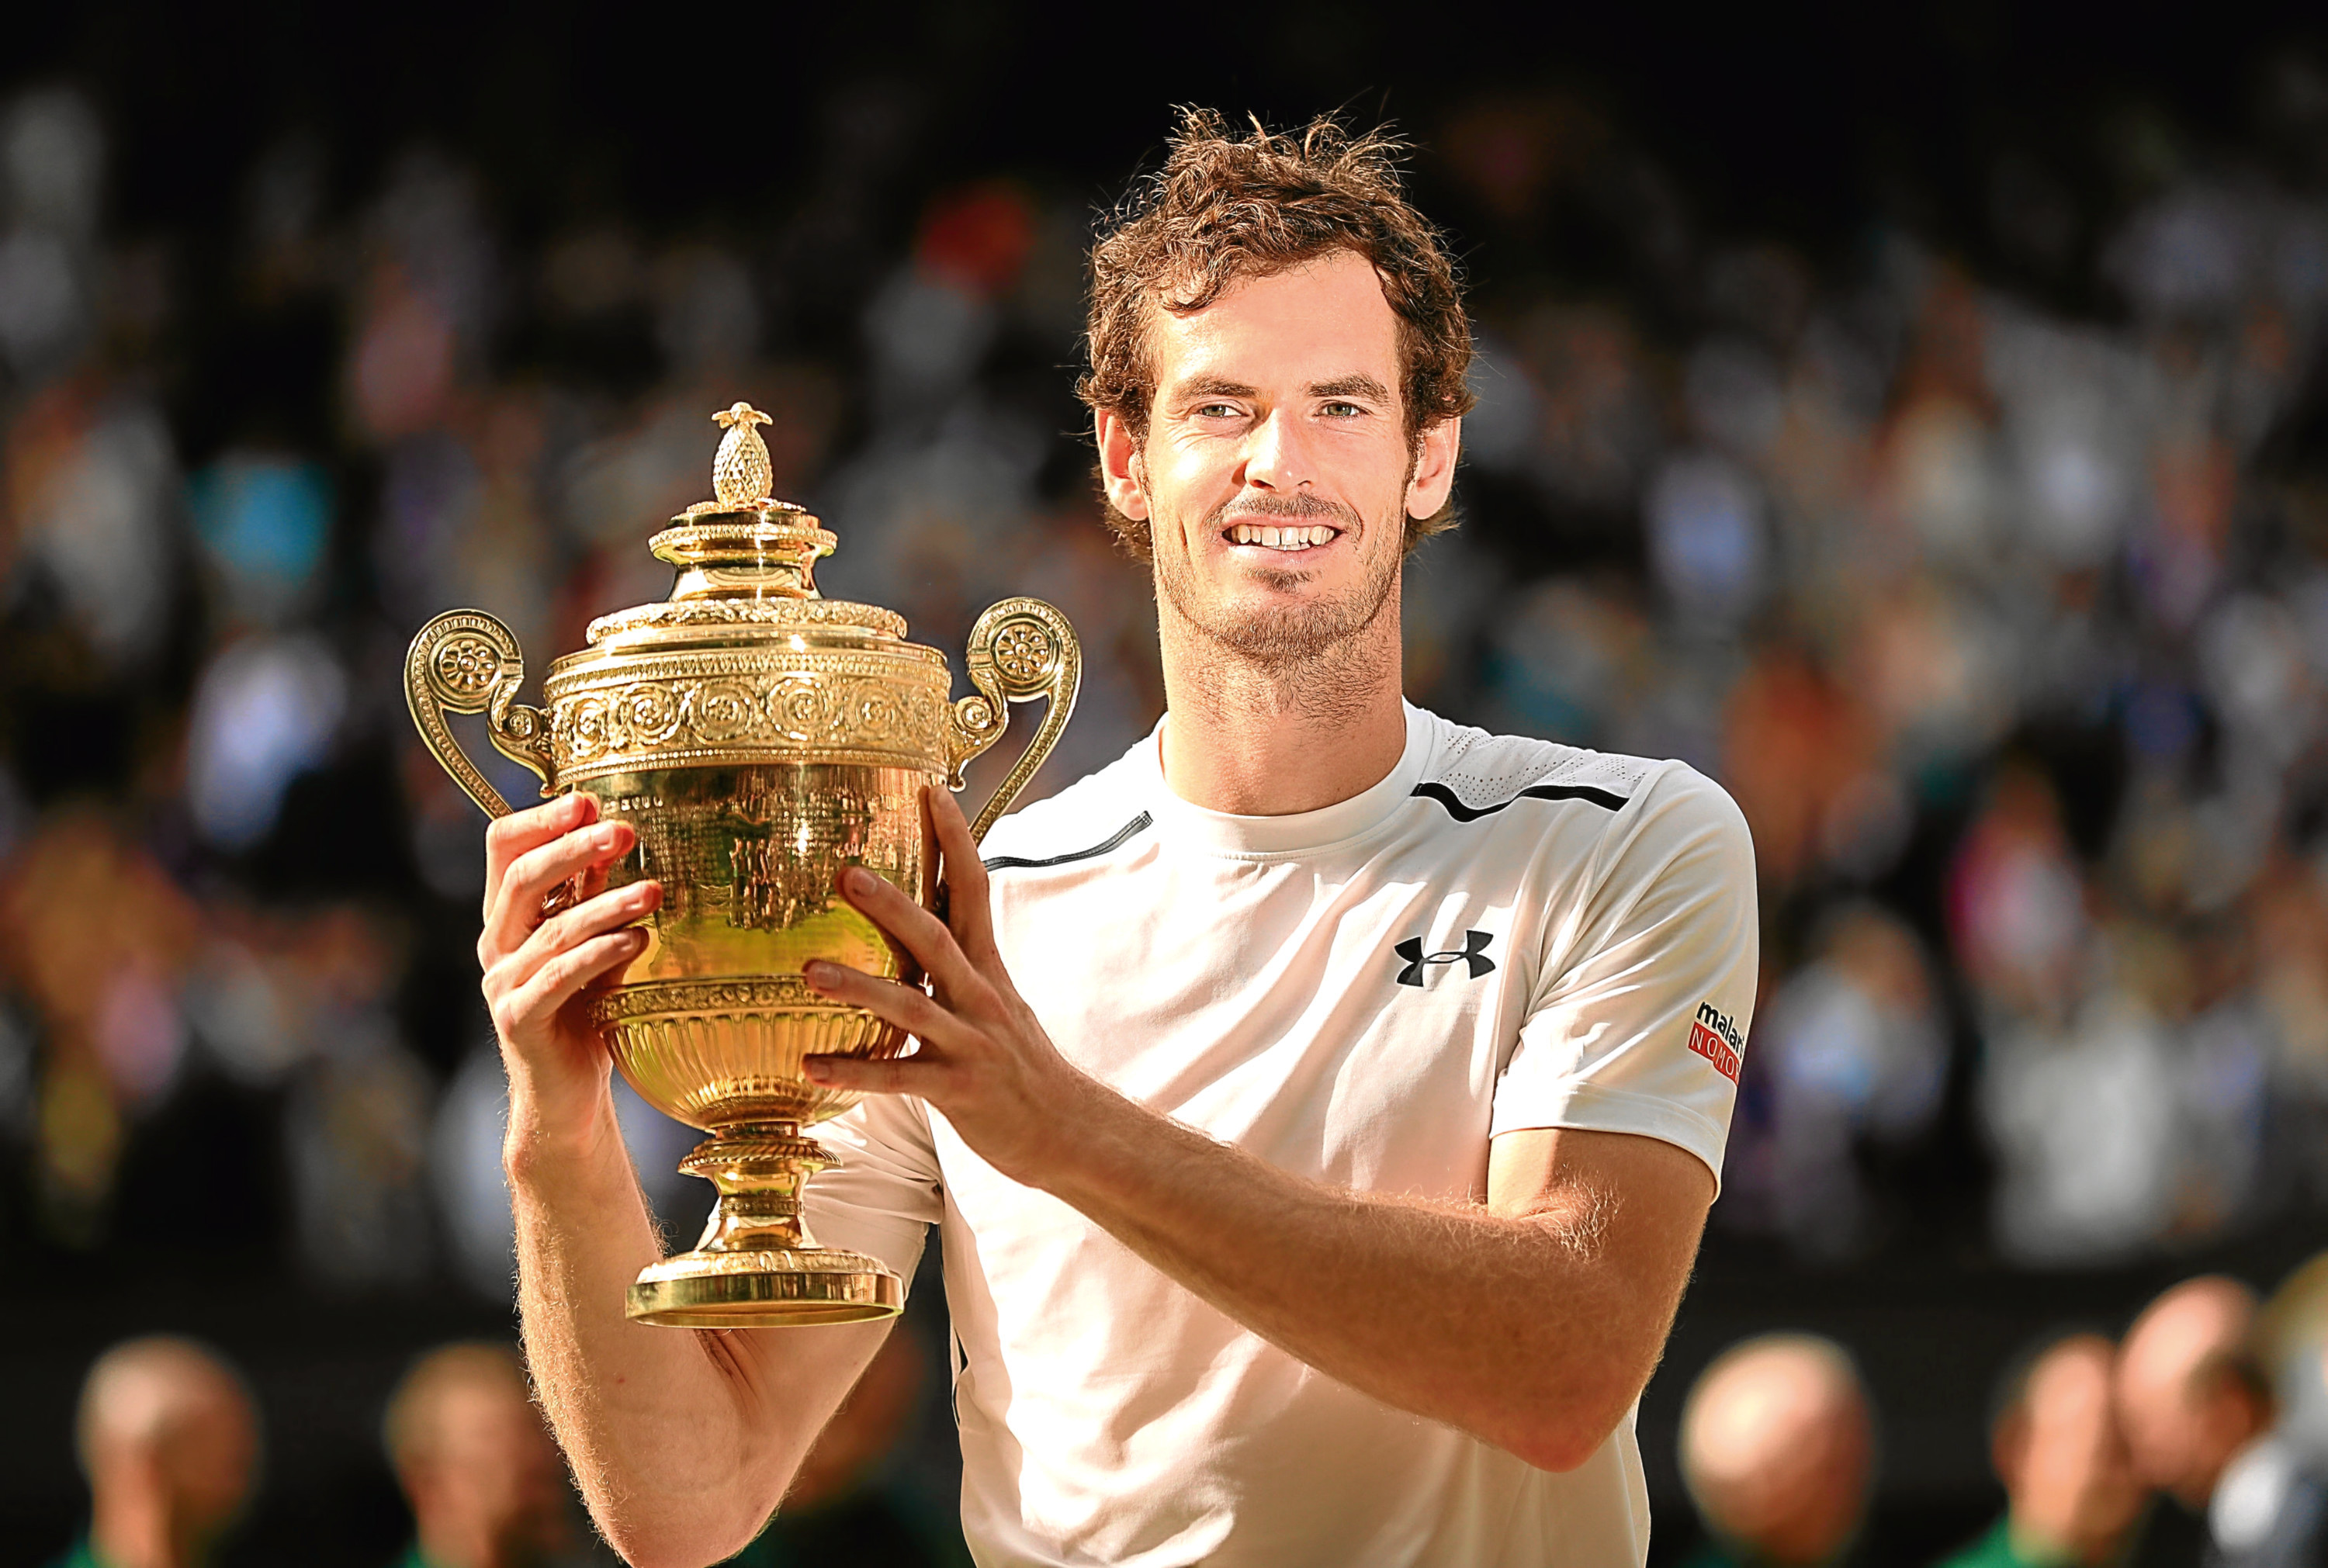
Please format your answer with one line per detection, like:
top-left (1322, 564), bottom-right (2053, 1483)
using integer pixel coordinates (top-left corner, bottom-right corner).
top-left (1489, 763), bottom-right (1759, 1189)
top-left (800, 1091), bottom-right (944, 1288)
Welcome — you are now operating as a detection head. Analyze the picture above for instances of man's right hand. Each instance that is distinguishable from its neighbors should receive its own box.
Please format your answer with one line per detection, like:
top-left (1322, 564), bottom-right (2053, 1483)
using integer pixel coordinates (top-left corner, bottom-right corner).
top-left (478, 792), bottom-right (663, 1142)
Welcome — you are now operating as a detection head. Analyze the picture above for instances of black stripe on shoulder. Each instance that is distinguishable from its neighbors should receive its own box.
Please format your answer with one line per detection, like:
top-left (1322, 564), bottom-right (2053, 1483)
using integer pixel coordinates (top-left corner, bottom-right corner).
top-left (1411, 780), bottom-right (1630, 822)
top-left (982, 811), bottom-right (1154, 872)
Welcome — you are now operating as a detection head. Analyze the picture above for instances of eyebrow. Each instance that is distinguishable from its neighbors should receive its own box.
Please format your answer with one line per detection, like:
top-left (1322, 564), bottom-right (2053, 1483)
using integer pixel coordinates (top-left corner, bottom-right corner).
top-left (1170, 373), bottom-right (1394, 405)
top-left (1175, 376), bottom-right (1262, 403)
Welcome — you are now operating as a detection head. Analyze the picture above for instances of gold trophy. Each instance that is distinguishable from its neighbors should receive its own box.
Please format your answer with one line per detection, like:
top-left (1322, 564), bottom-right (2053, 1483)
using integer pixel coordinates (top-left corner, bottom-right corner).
top-left (405, 403), bottom-right (1079, 1327)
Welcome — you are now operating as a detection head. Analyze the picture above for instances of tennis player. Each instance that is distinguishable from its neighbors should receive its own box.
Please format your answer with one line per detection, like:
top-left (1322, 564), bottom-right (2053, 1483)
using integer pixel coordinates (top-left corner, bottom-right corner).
top-left (475, 109), bottom-right (1758, 1567)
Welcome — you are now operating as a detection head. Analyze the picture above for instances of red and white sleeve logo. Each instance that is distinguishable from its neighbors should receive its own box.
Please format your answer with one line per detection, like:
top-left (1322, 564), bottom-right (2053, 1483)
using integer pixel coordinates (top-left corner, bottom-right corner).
top-left (1686, 1002), bottom-right (1743, 1082)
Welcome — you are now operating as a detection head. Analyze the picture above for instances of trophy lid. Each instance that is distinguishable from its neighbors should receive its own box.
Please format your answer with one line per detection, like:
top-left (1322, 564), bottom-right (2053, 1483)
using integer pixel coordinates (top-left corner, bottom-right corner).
top-left (584, 403), bottom-right (907, 646)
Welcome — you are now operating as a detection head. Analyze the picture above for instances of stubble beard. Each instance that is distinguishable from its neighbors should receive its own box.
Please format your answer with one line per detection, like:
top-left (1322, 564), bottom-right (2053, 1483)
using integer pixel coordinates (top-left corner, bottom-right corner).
top-left (1152, 490), bottom-right (1404, 671)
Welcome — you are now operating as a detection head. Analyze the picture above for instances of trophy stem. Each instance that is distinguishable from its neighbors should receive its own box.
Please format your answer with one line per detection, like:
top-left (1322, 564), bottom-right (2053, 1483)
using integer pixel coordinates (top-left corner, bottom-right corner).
top-left (682, 1126), bottom-right (826, 1254)
top-left (624, 1123), bottom-right (902, 1328)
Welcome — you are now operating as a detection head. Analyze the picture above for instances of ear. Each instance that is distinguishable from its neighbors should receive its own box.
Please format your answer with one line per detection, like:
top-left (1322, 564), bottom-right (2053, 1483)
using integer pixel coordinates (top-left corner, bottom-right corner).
top-left (1096, 409), bottom-right (1151, 521)
top-left (1405, 416), bottom-right (1461, 520)
top-left (2207, 1379), bottom-right (2273, 1456)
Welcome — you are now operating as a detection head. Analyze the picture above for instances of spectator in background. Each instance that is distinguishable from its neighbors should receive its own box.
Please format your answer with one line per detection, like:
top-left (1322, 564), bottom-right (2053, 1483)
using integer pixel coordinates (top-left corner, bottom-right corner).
top-left (2116, 1276), bottom-right (2271, 1564)
top-left (1939, 1334), bottom-right (2146, 1568)
top-left (1734, 901), bottom-right (1949, 1258)
top-left (726, 1328), bottom-right (965, 1567)
top-left (1678, 1334), bottom-right (1876, 1568)
top-left (50, 1336), bottom-right (260, 1568)
top-left (2202, 1257), bottom-right (2328, 1568)
top-left (2201, 1344), bottom-right (2328, 1568)
top-left (382, 1342), bottom-right (573, 1568)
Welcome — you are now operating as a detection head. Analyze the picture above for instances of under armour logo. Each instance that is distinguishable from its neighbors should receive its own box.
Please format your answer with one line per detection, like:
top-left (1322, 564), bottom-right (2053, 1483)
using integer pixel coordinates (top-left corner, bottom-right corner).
top-left (1394, 930), bottom-right (1496, 988)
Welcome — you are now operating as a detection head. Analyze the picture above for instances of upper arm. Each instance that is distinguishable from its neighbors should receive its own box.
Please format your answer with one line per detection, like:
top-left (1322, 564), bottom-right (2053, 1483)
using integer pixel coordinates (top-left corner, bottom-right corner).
top-left (718, 1096), bottom-right (940, 1525)
top-left (712, 1314), bottom-right (899, 1522)
top-left (1486, 1125), bottom-right (1714, 1457)
top-left (1488, 1123), bottom-right (1713, 1268)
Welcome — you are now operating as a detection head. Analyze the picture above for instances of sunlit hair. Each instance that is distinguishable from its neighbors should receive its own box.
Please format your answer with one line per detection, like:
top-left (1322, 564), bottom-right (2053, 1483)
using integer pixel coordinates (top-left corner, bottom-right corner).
top-left (383, 1341), bottom-right (532, 1473)
top-left (1079, 108), bottom-right (1475, 559)
top-left (76, 1335), bottom-right (254, 1479)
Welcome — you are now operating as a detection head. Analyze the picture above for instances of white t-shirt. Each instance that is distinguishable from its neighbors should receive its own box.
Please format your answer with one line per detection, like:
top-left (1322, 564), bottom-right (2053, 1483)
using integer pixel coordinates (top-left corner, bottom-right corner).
top-left (807, 701), bottom-right (1758, 1567)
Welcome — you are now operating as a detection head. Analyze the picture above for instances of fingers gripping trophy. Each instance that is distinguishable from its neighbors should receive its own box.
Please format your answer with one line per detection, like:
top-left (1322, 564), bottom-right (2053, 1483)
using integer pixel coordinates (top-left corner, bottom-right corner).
top-left (405, 403), bottom-right (1079, 1326)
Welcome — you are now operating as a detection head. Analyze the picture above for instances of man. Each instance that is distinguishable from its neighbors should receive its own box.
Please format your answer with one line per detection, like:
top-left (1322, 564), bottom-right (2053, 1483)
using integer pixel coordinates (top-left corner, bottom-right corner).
top-left (2115, 1276), bottom-right (2272, 1567)
top-left (1677, 1335), bottom-right (1875, 1567)
top-left (2202, 1358), bottom-right (2328, 1568)
top-left (1938, 1334), bottom-right (2146, 1568)
top-left (382, 1342), bottom-right (573, 1568)
top-left (477, 110), bottom-right (1757, 1566)
top-left (50, 1336), bottom-right (260, 1568)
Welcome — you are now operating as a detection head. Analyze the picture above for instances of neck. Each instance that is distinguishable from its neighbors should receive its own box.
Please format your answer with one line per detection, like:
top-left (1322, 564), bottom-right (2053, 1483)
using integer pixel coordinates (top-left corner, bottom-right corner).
top-left (1155, 580), bottom-right (1408, 816)
top-left (90, 1492), bottom-right (192, 1568)
top-left (416, 1511), bottom-right (504, 1568)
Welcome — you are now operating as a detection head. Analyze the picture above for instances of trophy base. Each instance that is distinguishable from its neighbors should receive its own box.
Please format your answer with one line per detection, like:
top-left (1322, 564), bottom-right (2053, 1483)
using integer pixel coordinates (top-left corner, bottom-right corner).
top-left (623, 1124), bottom-right (904, 1327)
top-left (626, 1247), bottom-right (902, 1327)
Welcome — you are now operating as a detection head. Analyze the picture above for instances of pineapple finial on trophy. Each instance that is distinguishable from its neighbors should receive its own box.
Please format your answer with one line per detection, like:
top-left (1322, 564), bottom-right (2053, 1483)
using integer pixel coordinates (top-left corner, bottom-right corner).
top-left (710, 402), bottom-right (774, 508)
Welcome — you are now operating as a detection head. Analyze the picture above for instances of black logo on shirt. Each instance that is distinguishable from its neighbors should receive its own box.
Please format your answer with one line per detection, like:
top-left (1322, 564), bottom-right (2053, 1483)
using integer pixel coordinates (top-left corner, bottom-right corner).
top-left (1394, 930), bottom-right (1496, 988)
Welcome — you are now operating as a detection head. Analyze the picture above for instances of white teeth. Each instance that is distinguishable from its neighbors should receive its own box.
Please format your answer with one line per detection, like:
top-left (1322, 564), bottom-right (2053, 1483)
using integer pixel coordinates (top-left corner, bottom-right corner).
top-left (1228, 521), bottom-right (1335, 550)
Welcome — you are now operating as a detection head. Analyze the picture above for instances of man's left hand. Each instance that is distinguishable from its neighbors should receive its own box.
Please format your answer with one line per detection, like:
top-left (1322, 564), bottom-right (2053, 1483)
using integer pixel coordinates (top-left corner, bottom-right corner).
top-left (801, 785), bottom-right (1099, 1187)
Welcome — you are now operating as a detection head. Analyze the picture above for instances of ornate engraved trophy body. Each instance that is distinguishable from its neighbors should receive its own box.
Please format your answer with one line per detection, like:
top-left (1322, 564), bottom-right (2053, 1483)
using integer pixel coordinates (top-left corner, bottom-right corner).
top-left (405, 404), bottom-right (1078, 1327)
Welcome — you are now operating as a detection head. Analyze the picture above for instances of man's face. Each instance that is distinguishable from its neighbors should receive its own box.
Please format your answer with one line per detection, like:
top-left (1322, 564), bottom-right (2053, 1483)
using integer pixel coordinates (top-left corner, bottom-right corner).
top-left (2004, 1342), bottom-right (2145, 1564)
top-left (416, 1383), bottom-right (572, 1564)
top-left (156, 1389), bottom-right (258, 1542)
top-left (1098, 249), bottom-right (1459, 665)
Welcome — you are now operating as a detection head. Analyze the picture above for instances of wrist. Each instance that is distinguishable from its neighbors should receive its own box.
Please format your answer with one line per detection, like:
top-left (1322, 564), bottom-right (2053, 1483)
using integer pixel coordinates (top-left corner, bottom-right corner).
top-left (1026, 1069), bottom-right (1163, 1208)
top-left (503, 1072), bottom-right (622, 1184)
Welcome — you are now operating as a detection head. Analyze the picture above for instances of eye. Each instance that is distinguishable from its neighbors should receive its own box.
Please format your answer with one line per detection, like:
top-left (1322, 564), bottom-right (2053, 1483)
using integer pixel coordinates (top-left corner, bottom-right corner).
top-left (1320, 401), bottom-right (1368, 417)
top-left (1195, 402), bottom-right (1245, 419)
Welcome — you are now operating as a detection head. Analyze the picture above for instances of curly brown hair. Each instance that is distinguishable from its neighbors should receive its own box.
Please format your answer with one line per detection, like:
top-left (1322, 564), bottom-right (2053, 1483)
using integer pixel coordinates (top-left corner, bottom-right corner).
top-left (1079, 108), bottom-right (1475, 559)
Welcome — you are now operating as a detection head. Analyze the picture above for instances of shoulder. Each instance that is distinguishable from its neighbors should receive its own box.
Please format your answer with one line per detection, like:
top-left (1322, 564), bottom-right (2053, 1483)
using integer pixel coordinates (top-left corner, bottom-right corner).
top-left (977, 743), bottom-right (1156, 872)
top-left (1416, 715), bottom-right (1748, 857)
top-left (1418, 717), bottom-right (1661, 819)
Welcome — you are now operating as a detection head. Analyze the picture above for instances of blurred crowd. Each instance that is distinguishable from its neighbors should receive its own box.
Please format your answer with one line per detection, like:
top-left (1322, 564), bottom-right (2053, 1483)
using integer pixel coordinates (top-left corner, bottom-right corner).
top-left (6, 72), bottom-right (2328, 1291)
top-left (1429, 74), bottom-right (2328, 1269)
top-left (0, 81), bottom-right (1167, 1296)
top-left (45, 1260), bottom-right (2328, 1566)
top-left (45, 1326), bottom-right (961, 1568)
top-left (1676, 1258), bottom-right (2328, 1568)
top-left (6, 50), bottom-right (2328, 1563)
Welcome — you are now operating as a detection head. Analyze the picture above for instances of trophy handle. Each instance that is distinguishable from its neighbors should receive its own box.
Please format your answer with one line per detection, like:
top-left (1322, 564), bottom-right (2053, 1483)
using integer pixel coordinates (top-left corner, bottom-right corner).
top-left (945, 597), bottom-right (1082, 842)
top-left (404, 610), bottom-right (558, 819)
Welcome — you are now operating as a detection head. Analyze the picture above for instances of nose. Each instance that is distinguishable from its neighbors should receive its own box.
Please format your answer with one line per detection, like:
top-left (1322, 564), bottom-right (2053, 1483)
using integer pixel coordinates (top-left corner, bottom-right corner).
top-left (1238, 407), bottom-right (1316, 493)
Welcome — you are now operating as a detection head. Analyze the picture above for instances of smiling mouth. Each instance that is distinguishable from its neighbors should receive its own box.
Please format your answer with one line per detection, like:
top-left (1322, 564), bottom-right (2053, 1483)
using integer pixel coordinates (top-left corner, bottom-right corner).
top-left (1225, 521), bottom-right (1341, 552)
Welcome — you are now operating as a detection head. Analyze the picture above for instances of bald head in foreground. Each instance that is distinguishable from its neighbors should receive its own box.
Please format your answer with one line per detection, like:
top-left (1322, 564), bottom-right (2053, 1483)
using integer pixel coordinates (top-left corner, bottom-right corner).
top-left (68, 1336), bottom-right (258, 1568)
top-left (1679, 1334), bottom-right (1875, 1568)
top-left (384, 1342), bottom-right (573, 1568)
top-left (2116, 1276), bottom-right (2269, 1511)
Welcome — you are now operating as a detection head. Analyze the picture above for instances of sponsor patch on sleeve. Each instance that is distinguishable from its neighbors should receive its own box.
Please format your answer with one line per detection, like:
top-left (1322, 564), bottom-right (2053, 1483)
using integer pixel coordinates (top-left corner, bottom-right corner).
top-left (1686, 1002), bottom-right (1743, 1082)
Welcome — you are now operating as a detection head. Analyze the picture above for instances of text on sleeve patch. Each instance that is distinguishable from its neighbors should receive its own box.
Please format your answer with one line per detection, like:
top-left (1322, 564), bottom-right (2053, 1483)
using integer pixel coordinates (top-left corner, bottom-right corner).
top-left (1686, 1002), bottom-right (1743, 1082)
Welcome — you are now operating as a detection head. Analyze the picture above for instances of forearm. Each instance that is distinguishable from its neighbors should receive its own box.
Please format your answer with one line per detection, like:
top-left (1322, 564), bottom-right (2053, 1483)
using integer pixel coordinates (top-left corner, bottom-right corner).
top-left (1040, 1086), bottom-right (1682, 1470)
top-left (508, 1089), bottom-right (785, 1565)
